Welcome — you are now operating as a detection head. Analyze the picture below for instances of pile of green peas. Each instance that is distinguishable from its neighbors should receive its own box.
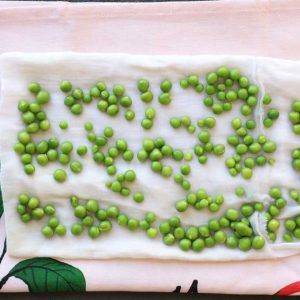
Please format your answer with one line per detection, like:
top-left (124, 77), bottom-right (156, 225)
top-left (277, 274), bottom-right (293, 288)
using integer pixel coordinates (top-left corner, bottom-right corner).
top-left (283, 215), bottom-right (300, 242)
top-left (70, 196), bottom-right (158, 239)
top-left (18, 193), bottom-right (271, 252)
top-left (289, 188), bottom-right (300, 204)
top-left (137, 137), bottom-right (178, 178)
top-left (200, 66), bottom-right (260, 116)
top-left (262, 95), bottom-right (280, 128)
top-left (194, 129), bottom-right (225, 165)
top-left (159, 206), bottom-right (265, 252)
top-left (61, 80), bottom-right (135, 120)
top-left (265, 187), bottom-right (287, 242)
top-left (291, 148), bottom-right (300, 172)
top-left (180, 74), bottom-right (204, 93)
top-left (85, 124), bottom-right (134, 175)
top-left (105, 169), bottom-right (145, 203)
top-left (169, 116), bottom-right (196, 134)
top-left (14, 82), bottom-right (51, 175)
top-left (142, 107), bottom-right (156, 130)
top-left (17, 193), bottom-right (66, 238)
top-left (225, 118), bottom-right (277, 179)
top-left (175, 188), bottom-right (224, 213)
top-left (289, 100), bottom-right (300, 134)
top-left (137, 79), bottom-right (154, 104)
top-left (158, 80), bottom-right (172, 105)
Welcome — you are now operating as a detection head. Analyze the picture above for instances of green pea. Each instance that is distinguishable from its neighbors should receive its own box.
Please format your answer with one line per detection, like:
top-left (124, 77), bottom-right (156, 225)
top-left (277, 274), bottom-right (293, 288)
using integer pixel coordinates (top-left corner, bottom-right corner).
top-left (71, 223), bottom-right (84, 236)
top-left (174, 174), bottom-right (183, 184)
top-left (180, 79), bottom-right (189, 89)
top-left (198, 155), bottom-right (207, 165)
top-left (179, 239), bottom-right (192, 251)
top-left (83, 94), bottom-right (92, 103)
top-left (160, 80), bottom-right (172, 92)
top-left (97, 100), bottom-right (108, 112)
top-left (48, 217), bottom-right (59, 229)
top-left (204, 237), bottom-right (215, 248)
top-left (106, 206), bottom-right (118, 219)
top-left (160, 165), bottom-right (172, 177)
top-left (147, 228), bottom-right (158, 239)
top-left (285, 219), bottom-right (296, 232)
top-left (53, 169), bottom-right (67, 182)
top-left (211, 103), bottom-right (223, 115)
top-left (141, 119), bottom-right (153, 129)
top-left (36, 90), bottom-right (50, 105)
top-left (137, 79), bottom-right (150, 93)
top-left (247, 96), bottom-right (257, 107)
top-left (263, 141), bottom-right (277, 153)
top-left (14, 142), bottom-right (25, 154)
top-left (128, 218), bottom-right (139, 231)
top-left (187, 75), bottom-right (199, 86)
top-left (107, 104), bottom-right (119, 116)
top-left (225, 208), bottom-right (239, 221)
top-left (184, 226), bottom-right (198, 241)
top-left (237, 88), bottom-right (248, 100)
top-left (125, 110), bottom-right (135, 121)
top-left (170, 117), bottom-right (181, 129)
top-left (159, 93), bottom-right (172, 105)
top-left (119, 96), bottom-right (132, 108)
top-left (238, 237), bottom-right (251, 251)
top-left (16, 204), bottom-right (26, 215)
top-left (112, 84), bottom-right (125, 97)
top-left (206, 85), bottom-right (215, 95)
top-left (212, 144), bottom-right (225, 156)
top-left (110, 181), bottom-right (121, 192)
top-left (198, 130), bottom-right (210, 144)
top-left (18, 130), bottom-right (31, 145)
top-left (116, 214), bottom-right (128, 226)
top-left (60, 80), bottom-right (72, 93)
top-left (263, 94), bottom-right (272, 105)
top-left (99, 220), bottom-right (112, 233)
top-left (267, 219), bottom-right (280, 232)
top-left (55, 225), bottom-right (67, 236)
top-left (137, 150), bottom-right (148, 162)
top-left (141, 91), bottom-right (154, 103)
top-left (172, 149), bottom-right (184, 161)
top-left (226, 236), bottom-right (238, 249)
top-left (36, 154), bottom-right (49, 166)
top-left (42, 225), bottom-right (54, 238)
top-left (151, 161), bottom-right (162, 173)
top-left (29, 102), bottom-right (41, 113)
top-left (44, 205), bottom-right (56, 216)
top-left (124, 170), bottom-right (136, 182)
top-left (214, 230), bottom-right (227, 244)
top-left (175, 200), bottom-right (188, 212)
top-left (95, 209), bottom-right (107, 221)
top-left (131, 192), bottom-right (144, 203)
top-left (283, 233), bottom-right (293, 242)
top-left (180, 164), bottom-right (191, 176)
top-left (203, 96), bottom-right (213, 107)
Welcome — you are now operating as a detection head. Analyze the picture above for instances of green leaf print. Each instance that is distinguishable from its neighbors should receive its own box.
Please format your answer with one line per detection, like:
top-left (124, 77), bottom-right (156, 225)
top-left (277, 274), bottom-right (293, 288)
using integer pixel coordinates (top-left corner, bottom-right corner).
top-left (0, 257), bottom-right (86, 292)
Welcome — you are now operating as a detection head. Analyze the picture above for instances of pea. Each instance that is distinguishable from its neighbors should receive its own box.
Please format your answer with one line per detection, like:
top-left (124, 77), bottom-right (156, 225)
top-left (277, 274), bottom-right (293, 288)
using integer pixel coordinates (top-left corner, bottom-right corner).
top-left (141, 91), bottom-right (154, 103)
top-left (42, 226), bottom-right (54, 238)
top-left (125, 110), bottom-right (135, 121)
top-left (147, 228), bottom-right (158, 239)
top-left (179, 239), bottom-right (192, 251)
top-left (71, 223), bottom-right (84, 236)
top-left (128, 219), bottom-right (139, 231)
top-left (53, 169), bottom-right (67, 182)
top-left (159, 93), bottom-right (172, 105)
top-left (128, 191), bottom-right (143, 203)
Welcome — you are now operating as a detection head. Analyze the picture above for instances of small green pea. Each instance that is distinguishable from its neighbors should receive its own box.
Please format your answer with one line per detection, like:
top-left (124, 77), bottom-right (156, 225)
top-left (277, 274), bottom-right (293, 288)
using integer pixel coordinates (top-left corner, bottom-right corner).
top-left (125, 110), bottom-right (135, 121)
top-left (60, 80), bottom-right (72, 93)
top-left (137, 79), bottom-right (150, 93)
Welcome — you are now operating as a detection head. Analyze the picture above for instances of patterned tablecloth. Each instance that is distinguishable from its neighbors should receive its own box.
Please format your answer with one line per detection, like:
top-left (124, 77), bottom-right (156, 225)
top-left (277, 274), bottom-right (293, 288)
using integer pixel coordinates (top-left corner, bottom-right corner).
top-left (1, 0), bottom-right (300, 294)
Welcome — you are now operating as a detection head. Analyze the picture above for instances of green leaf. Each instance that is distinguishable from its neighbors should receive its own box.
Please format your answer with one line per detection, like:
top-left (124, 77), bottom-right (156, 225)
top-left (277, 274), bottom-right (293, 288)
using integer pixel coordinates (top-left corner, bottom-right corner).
top-left (0, 185), bottom-right (3, 218)
top-left (0, 257), bottom-right (86, 292)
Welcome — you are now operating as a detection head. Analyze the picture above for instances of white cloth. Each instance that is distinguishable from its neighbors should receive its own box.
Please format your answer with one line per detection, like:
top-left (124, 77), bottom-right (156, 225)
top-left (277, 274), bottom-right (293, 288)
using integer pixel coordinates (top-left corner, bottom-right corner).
top-left (0, 52), bottom-right (299, 261)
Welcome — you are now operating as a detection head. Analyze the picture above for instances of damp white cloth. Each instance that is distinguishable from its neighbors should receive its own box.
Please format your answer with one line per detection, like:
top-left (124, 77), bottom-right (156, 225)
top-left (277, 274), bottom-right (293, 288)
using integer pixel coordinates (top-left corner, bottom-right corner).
top-left (0, 52), bottom-right (300, 260)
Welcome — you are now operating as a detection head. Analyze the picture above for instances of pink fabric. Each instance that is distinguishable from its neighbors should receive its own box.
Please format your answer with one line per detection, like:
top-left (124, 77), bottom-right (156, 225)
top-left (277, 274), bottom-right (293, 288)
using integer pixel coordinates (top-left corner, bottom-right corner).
top-left (1, 0), bottom-right (300, 294)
